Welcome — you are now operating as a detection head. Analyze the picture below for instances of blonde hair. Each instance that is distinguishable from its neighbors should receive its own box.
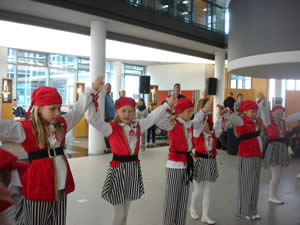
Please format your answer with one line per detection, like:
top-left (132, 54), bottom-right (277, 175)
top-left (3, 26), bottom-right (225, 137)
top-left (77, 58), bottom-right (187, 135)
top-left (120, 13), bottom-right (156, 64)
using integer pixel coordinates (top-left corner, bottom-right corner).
top-left (112, 111), bottom-right (137, 125)
top-left (31, 106), bottom-right (64, 149)
top-left (168, 114), bottom-right (178, 126)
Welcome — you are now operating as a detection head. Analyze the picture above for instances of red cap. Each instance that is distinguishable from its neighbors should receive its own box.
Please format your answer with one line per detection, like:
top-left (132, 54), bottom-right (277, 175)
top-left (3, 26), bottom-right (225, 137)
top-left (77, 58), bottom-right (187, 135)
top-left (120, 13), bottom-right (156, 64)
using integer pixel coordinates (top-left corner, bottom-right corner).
top-left (175, 98), bottom-right (194, 115)
top-left (25, 87), bottom-right (62, 120)
top-left (271, 105), bottom-right (285, 112)
top-left (239, 100), bottom-right (258, 112)
top-left (0, 148), bottom-right (17, 170)
top-left (115, 97), bottom-right (136, 112)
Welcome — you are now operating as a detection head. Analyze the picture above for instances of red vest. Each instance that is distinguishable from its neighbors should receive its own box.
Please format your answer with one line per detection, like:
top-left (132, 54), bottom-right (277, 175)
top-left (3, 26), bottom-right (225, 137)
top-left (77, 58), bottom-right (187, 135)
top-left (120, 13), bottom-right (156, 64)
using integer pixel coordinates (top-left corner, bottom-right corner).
top-left (266, 120), bottom-right (286, 142)
top-left (168, 120), bottom-right (192, 163)
top-left (193, 132), bottom-right (218, 157)
top-left (235, 116), bottom-right (262, 157)
top-left (108, 122), bottom-right (141, 168)
top-left (19, 117), bottom-right (75, 201)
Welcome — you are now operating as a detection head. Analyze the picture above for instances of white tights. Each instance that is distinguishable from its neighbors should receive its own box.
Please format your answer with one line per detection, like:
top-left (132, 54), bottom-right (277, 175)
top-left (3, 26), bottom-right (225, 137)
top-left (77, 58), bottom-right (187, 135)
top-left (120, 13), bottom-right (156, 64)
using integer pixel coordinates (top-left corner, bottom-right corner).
top-left (190, 181), bottom-right (211, 218)
top-left (269, 165), bottom-right (282, 199)
top-left (112, 200), bottom-right (131, 225)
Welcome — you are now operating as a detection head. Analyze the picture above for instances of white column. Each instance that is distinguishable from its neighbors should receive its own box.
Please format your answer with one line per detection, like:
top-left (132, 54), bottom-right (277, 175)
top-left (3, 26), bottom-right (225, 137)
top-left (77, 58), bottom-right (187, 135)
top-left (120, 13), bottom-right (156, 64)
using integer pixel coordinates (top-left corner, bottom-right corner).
top-left (112, 61), bottom-right (122, 101)
top-left (274, 79), bottom-right (282, 98)
top-left (88, 21), bottom-right (106, 155)
top-left (0, 47), bottom-right (8, 119)
top-left (213, 51), bottom-right (225, 122)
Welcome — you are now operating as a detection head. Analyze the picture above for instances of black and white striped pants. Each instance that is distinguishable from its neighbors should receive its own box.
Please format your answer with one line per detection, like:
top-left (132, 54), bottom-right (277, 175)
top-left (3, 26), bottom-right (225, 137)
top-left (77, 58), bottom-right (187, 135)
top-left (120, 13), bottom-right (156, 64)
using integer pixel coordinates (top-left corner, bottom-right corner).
top-left (163, 168), bottom-right (190, 225)
top-left (236, 156), bottom-right (261, 217)
top-left (23, 190), bottom-right (67, 225)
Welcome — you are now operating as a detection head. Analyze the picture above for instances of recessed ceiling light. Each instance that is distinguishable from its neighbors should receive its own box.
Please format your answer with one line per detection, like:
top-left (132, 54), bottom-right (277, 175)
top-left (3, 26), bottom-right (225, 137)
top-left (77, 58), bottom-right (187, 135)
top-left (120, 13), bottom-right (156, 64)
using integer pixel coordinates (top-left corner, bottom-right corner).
top-left (182, 0), bottom-right (189, 4)
top-left (162, 5), bottom-right (168, 8)
top-left (203, 8), bottom-right (207, 11)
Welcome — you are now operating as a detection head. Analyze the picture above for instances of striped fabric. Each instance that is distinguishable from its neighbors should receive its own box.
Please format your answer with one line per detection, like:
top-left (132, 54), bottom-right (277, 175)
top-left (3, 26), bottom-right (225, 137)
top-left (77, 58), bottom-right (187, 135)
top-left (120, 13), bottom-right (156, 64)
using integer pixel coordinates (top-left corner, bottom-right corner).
top-left (101, 161), bottom-right (144, 205)
top-left (194, 158), bottom-right (219, 183)
top-left (15, 196), bottom-right (24, 225)
top-left (236, 156), bottom-right (261, 217)
top-left (263, 142), bottom-right (290, 168)
top-left (163, 168), bottom-right (190, 225)
top-left (23, 190), bottom-right (67, 225)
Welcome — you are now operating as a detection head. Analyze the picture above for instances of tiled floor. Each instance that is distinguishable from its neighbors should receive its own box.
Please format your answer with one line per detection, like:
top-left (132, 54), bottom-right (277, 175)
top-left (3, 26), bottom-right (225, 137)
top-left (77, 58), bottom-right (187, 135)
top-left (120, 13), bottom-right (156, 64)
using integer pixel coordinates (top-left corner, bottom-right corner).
top-left (2, 140), bottom-right (300, 225)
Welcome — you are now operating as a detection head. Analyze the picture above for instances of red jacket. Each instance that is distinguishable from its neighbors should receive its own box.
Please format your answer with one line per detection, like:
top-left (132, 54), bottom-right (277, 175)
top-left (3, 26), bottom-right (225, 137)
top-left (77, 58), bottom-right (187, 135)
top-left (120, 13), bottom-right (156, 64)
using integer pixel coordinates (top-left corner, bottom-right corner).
top-left (266, 120), bottom-right (286, 142)
top-left (108, 122), bottom-right (141, 168)
top-left (19, 117), bottom-right (75, 201)
top-left (193, 132), bottom-right (218, 157)
top-left (235, 116), bottom-right (262, 157)
top-left (168, 120), bottom-right (192, 164)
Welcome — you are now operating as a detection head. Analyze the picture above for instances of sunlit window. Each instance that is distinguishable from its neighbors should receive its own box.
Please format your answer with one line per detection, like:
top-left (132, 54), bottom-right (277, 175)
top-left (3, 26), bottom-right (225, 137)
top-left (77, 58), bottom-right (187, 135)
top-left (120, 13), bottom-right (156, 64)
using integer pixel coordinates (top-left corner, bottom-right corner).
top-left (230, 74), bottom-right (251, 89)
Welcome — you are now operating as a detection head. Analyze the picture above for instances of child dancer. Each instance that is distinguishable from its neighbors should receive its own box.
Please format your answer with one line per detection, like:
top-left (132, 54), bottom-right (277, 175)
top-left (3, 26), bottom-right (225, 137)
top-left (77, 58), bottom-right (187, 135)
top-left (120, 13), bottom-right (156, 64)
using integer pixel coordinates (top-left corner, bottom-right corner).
top-left (0, 148), bottom-right (27, 225)
top-left (218, 100), bottom-right (264, 220)
top-left (0, 76), bottom-right (103, 225)
top-left (156, 97), bottom-right (204, 225)
top-left (87, 95), bottom-right (176, 225)
top-left (258, 102), bottom-right (290, 204)
top-left (190, 101), bottom-right (222, 225)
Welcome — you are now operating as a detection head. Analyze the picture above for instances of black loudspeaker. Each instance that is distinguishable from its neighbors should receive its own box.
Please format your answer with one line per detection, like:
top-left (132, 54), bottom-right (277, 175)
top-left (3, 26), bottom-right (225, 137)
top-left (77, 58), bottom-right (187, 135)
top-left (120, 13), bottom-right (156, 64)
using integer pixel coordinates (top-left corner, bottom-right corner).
top-left (206, 78), bottom-right (217, 95)
top-left (139, 76), bottom-right (150, 94)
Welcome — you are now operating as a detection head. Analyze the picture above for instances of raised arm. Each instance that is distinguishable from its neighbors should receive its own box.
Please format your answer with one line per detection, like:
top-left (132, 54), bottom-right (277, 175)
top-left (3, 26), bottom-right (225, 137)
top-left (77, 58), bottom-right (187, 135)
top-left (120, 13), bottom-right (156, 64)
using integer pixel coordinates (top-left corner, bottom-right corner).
top-left (286, 112), bottom-right (300, 125)
top-left (62, 76), bottom-right (103, 132)
top-left (214, 116), bottom-right (223, 138)
top-left (217, 104), bottom-right (244, 126)
top-left (139, 95), bottom-right (176, 133)
top-left (192, 110), bottom-right (207, 138)
top-left (257, 98), bottom-right (271, 126)
top-left (0, 120), bottom-right (26, 143)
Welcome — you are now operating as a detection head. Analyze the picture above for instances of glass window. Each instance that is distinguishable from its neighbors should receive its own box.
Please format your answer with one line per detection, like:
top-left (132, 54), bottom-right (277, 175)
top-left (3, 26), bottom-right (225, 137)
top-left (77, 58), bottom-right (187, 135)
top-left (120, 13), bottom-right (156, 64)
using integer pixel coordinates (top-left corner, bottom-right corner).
top-left (124, 64), bottom-right (145, 75)
top-left (16, 65), bottom-right (47, 109)
top-left (296, 80), bottom-right (300, 90)
top-left (49, 68), bottom-right (75, 106)
top-left (49, 54), bottom-right (76, 70)
top-left (230, 74), bottom-right (251, 89)
top-left (268, 79), bottom-right (275, 104)
top-left (8, 48), bottom-right (17, 64)
top-left (17, 50), bottom-right (47, 67)
top-left (286, 79), bottom-right (295, 90)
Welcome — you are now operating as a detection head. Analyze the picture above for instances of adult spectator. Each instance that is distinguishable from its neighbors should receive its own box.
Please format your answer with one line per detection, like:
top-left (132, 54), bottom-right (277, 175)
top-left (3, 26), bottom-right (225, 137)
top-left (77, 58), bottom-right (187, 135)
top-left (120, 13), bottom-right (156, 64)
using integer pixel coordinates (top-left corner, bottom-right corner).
top-left (119, 90), bottom-right (126, 98)
top-left (13, 99), bottom-right (26, 118)
top-left (234, 93), bottom-right (244, 114)
top-left (147, 102), bottom-right (157, 148)
top-left (196, 91), bottom-right (210, 112)
top-left (173, 83), bottom-right (185, 99)
top-left (136, 98), bottom-right (147, 151)
top-left (104, 83), bottom-right (115, 151)
top-left (223, 91), bottom-right (236, 111)
top-left (256, 92), bottom-right (270, 118)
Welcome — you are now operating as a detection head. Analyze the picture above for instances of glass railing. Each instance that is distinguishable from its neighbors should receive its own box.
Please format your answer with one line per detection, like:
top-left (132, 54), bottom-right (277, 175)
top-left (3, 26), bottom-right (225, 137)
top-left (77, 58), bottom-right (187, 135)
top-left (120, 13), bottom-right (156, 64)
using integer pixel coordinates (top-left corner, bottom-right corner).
top-left (119, 0), bottom-right (226, 34)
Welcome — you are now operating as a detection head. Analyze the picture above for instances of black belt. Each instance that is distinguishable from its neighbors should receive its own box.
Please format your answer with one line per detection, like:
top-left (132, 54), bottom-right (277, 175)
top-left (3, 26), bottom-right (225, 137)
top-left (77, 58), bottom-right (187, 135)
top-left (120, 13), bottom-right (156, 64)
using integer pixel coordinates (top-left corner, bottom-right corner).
top-left (268, 137), bottom-right (288, 144)
top-left (195, 152), bottom-right (216, 159)
top-left (28, 147), bottom-right (64, 161)
top-left (239, 131), bottom-right (260, 141)
top-left (112, 154), bottom-right (139, 162)
top-left (171, 150), bottom-right (194, 185)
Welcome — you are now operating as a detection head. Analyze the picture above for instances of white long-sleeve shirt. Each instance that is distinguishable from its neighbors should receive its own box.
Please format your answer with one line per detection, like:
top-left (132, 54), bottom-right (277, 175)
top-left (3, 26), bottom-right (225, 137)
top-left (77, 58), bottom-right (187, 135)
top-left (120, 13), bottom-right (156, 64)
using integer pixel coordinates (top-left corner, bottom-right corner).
top-left (156, 111), bottom-right (204, 169)
top-left (0, 88), bottom-right (98, 190)
top-left (86, 102), bottom-right (172, 155)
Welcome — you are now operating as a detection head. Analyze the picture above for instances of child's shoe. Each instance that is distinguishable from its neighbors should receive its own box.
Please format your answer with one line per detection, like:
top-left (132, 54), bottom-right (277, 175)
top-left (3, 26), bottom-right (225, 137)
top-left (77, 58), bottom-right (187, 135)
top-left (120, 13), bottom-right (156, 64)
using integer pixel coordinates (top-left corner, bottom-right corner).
top-left (201, 216), bottom-right (216, 224)
top-left (190, 208), bottom-right (200, 219)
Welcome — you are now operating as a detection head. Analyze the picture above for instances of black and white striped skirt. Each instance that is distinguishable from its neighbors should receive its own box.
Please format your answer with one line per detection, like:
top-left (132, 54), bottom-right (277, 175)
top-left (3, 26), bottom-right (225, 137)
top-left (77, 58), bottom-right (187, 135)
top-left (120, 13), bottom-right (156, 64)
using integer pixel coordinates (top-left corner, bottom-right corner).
top-left (236, 156), bottom-right (261, 217)
top-left (193, 157), bottom-right (219, 183)
top-left (163, 168), bottom-right (190, 225)
top-left (101, 161), bottom-right (144, 205)
top-left (263, 142), bottom-right (290, 168)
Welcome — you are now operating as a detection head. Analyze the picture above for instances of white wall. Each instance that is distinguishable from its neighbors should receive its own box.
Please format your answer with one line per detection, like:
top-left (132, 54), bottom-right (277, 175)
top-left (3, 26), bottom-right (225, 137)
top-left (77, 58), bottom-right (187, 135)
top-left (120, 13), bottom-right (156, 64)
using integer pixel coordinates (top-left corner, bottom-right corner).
top-left (147, 63), bottom-right (213, 91)
top-left (0, 46), bottom-right (8, 118)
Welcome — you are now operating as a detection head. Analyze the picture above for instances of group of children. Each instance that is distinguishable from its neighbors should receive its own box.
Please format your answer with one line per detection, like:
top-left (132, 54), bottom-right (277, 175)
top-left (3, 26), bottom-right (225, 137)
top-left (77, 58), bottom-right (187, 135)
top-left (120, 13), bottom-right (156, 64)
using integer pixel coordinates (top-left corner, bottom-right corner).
top-left (0, 76), bottom-right (300, 225)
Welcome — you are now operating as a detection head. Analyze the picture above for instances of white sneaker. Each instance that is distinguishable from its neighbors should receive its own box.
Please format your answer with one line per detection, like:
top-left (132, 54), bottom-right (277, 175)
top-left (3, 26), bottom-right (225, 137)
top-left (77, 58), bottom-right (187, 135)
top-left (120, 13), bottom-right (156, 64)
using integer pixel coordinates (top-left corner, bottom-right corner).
top-left (190, 208), bottom-right (200, 219)
top-left (245, 216), bottom-right (251, 220)
top-left (201, 216), bottom-right (216, 224)
top-left (252, 214), bottom-right (261, 220)
top-left (297, 173), bottom-right (300, 179)
top-left (269, 197), bottom-right (284, 204)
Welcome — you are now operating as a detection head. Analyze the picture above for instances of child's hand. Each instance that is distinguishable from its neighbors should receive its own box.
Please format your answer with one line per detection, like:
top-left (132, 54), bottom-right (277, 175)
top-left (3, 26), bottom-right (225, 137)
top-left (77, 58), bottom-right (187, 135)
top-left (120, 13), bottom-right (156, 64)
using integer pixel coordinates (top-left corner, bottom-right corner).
top-left (166, 94), bottom-right (177, 108)
top-left (217, 104), bottom-right (228, 116)
top-left (0, 184), bottom-right (15, 204)
top-left (92, 76), bottom-right (104, 93)
top-left (203, 100), bottom-right (213, 113)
